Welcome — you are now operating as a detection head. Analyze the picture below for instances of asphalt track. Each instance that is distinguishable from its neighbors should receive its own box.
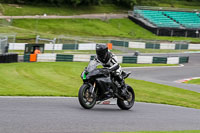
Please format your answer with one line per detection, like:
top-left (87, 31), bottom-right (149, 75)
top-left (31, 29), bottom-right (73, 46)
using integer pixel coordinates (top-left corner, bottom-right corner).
top-left (0, 97), bottom-right (200, 133)
top-left (0, 53), bottom-right (200, 133)
top-left (124, 53), bottom-right (200, 93)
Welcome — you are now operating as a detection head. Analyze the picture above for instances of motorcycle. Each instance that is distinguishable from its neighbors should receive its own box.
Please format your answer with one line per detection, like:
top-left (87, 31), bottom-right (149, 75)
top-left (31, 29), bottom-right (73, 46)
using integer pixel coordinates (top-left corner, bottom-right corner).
top-left (78, 60), bottom-right (135, 110)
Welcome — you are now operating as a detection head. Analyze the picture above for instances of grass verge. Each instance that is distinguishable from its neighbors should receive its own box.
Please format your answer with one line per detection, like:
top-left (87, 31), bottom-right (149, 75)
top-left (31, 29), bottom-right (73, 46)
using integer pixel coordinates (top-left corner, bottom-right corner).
top-left (0, 62), bottom-right (199, 109)
top-left (0, 4), bottom-right (128, 16)
top-left (187, 79), bottom-right (200, 85)
top-left (1, 18), bottom-right (200, 43)
top-left (1, 1), bottom-right (200, 16)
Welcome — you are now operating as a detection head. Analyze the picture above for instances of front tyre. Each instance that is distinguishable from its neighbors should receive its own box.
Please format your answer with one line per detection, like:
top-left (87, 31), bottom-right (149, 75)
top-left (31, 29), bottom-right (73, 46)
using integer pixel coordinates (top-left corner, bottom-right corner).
top-left (117, 85), bottom-right (135, 110)
top-left (78, 84), bottom-right (96, 109)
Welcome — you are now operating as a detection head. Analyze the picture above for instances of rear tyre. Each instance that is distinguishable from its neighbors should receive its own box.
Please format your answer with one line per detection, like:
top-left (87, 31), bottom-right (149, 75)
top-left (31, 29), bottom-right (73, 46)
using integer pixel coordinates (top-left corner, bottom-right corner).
top-left (117, 85), bottom-right (135, 110)
top-left (78, 84), bottom-right (96, 109)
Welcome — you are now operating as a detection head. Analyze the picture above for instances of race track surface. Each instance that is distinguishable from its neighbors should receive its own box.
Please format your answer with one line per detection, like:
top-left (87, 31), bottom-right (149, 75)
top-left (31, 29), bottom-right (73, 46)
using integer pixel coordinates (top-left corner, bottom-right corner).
top-left (124, 53), bottom-right (200, 93)
top-left (0, 53), bottom-right (200, 133)
top-left (0, 97), bottom-right (200, 133)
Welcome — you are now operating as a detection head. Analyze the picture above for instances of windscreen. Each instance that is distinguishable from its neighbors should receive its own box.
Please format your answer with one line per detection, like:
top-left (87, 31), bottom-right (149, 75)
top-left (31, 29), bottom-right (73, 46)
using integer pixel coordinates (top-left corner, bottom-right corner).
top-left (86, 60), bottom-right (100, 72)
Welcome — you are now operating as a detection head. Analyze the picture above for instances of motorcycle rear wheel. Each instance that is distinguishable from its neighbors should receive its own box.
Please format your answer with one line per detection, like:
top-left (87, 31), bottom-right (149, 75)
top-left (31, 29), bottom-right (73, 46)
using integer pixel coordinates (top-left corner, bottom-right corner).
top-left (117, 85), bottom-right (135, 110)
top-left (78, 84), bottom-right (96, 109)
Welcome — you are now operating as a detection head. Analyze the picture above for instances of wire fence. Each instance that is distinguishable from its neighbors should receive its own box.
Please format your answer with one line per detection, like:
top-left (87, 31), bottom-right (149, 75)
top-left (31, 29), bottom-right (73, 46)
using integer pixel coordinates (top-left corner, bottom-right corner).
top-left (57, 35), bottom-right (191, 44)
top-left (0, 36), bottom-right (8, 54)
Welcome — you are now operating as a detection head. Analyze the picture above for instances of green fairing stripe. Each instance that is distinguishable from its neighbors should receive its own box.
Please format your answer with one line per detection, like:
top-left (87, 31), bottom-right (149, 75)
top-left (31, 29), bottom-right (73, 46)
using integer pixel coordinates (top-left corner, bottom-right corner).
top-left (83, 72), bottom-right (88, 80)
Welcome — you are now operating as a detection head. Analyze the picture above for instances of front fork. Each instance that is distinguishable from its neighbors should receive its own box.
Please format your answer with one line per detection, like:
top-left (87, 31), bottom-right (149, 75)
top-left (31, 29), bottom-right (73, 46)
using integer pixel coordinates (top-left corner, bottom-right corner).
top-left (89, 82), bottom-right (96, 95)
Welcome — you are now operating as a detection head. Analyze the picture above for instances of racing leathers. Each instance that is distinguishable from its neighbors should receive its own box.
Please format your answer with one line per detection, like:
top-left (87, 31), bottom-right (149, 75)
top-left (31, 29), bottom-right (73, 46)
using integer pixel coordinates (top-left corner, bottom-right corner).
top-left (94, 51), bottom-right (127, 96)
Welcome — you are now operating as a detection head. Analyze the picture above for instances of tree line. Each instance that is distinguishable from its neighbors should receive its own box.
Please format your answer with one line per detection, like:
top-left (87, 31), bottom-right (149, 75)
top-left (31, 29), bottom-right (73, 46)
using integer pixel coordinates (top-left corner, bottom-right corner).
top-left (0, 0), bottom-right (199, 8)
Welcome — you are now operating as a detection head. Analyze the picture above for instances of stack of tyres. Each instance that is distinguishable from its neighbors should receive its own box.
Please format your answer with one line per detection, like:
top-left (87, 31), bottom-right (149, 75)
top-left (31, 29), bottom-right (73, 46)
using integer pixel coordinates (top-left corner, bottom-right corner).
top-left (11, 54), bottom-right (18, 63)
top-left (0, 54), bottom-right (6, 63)
top-left (14, 54), bottom-right (18, 62)
top-left (7, 54), bottom-right (12, 63)
top-left (0, 54), bottom-right (4, 63)
top-left (0, 54), bottom-right (18, 63)
top-left (5, 54), bottom-right (9, 63)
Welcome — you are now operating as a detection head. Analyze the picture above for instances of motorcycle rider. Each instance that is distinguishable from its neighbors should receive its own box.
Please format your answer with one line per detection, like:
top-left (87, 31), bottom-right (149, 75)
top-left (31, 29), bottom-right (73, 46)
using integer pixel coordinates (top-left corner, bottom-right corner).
top-left (94, 44), bottom-right (127, 97)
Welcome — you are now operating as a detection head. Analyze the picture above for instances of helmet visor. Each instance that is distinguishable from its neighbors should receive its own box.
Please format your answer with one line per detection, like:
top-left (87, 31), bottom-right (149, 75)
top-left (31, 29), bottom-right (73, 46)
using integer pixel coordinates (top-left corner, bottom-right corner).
top-left (97, 50), bottom-right (108, 62)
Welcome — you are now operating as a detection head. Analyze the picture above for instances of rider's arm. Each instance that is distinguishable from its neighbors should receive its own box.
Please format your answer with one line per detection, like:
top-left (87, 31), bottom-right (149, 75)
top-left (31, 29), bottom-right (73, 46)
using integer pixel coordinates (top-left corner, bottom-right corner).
top-left (109, 63), bottom-right (120, 71)
top-left (108, 54), bottom-right (120, 71)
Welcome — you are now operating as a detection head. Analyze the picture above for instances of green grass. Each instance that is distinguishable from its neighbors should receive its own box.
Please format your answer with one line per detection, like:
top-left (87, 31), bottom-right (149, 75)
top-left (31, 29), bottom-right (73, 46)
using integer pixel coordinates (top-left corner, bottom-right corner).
top-left (0, 4), bottom-right (128, 16)
top-left (104, 130), bottom-right (200, 133)
top-left (187, 79), bottom-right (200, 85)
top-left (158, 0), bottom-right (200, 9)
top-left (127, 78), bottom-right (200, 109)
top-left (1, 1), bottom-right (200, 16)
top-left (2, 18), bottom-right (199, 43)
top-left (0, 62), bottom-right (199, 109)
top-left (1, 2), bottom-right (200, 44)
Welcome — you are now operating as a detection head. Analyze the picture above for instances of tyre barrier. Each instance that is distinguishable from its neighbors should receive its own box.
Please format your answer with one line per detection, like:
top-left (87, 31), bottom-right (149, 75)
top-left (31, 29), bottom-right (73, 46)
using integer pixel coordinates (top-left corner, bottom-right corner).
top-left (111, 40), bottom-right (200, 50)
top-left (0, 53), bottom-right (18, 63)
top-left (8, 42), bottom-right (200, 51)
top-left (23, 54), bottom-right (189, 64)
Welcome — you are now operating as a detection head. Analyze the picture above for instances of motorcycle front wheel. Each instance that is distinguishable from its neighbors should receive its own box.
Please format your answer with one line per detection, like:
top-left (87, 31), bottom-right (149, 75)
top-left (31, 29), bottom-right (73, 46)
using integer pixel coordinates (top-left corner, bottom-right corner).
top-left (117, 85), bottom-right (135, 110)
top-left (78, 84), bottom-right (96, 109)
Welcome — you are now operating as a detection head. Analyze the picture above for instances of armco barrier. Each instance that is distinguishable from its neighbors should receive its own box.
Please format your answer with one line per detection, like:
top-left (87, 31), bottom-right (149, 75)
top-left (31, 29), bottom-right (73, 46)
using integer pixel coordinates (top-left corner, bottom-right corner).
top-left (145, 43), bottom-right (160, 49)
top-left (122, 56), bottom-right (137, 63)
top-left (78, 43), bottom-right (96, 50)
top-left (9, 43), bottom-right (26, 50)
top-left (8, 42), bottom-right (200, 50)
top-left (62, 44), bottom-right (78, 50)
top-left (56, 54), bottom-right (73, 62)
top-left (110, 40), bottom-right (200, 50)
top-left (111, 40), bottom-right (129, 47)
top-left (129, 42), bottom-right (146, 48)
top-left (179, 56), bottom-right (189, 64)
top-left (188, 44), bottom-right (200, 50)
top-left (160, 43), bottom-right (176, 49)
top-left (116, 56), bottom-right (123, 63)
top-left (22, 54), bottom-right (189, 64)
top-left (167, 57), bottom-right (179, 64)
top-left (73, 55), bottom-right (90, 62)
top-left (137, 56), bottom-right (153, 64)
top-left (37, 54), bottom-right (56, 62)
top-left (153, 57), bottom-right (167, 64)
top-left (44, 44), bottom-right (63, 50)
top-left (175, 44), bottom-right (188, 50)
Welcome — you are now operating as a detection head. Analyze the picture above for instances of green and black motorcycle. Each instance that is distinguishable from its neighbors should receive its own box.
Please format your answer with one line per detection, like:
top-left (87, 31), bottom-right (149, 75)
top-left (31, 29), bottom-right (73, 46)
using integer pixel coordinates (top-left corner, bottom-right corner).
top-left (78, 60), bottom-right (135, 110)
